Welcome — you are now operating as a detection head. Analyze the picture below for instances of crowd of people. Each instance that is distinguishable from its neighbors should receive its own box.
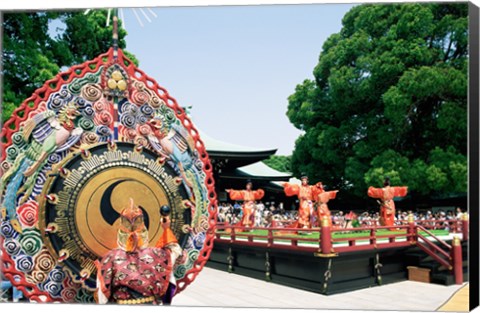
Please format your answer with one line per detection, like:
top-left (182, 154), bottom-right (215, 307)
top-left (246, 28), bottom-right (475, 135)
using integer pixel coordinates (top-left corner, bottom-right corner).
top-left (216, 202), bottom-right (467, 231)
top-left (216, 201), bottom-right (297, 228)
top-left (345, 207), bottom-right (466, 230)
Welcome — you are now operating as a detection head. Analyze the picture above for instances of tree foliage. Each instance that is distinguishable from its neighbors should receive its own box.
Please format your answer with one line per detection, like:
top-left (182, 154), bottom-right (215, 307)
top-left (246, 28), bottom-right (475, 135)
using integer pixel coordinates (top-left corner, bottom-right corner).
top-left (287, 3), bottom-right (467, 200)
top-left (263, 155), bottom-right (292, 173)
top-left (2, 10), bottom-right (138, 123)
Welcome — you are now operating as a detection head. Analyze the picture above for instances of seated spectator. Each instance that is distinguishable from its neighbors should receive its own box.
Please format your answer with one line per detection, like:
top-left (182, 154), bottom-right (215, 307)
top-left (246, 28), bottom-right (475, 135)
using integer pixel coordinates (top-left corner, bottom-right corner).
top-left (254, 206), bottom-right (263, 227)
top-left (456, 207), bottom-right (463, 219)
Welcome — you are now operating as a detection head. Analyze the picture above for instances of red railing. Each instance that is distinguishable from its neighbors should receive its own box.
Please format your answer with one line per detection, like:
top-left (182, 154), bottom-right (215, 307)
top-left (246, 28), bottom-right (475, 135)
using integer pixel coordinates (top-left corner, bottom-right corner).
top-left (215, 224), bottom-right (321, 253)
top-left (358, 218), bottom-right (463, 233)
top-left (215, 224), bottom-right (414, 254)
top-left (237, 217), bottom-right (465, 233)
top-left (415, 225), bottom-right (452, 269)
top-left (215, 214), bottom-right (468, 284)
top-left (332, 225), bottom-right (414, 253)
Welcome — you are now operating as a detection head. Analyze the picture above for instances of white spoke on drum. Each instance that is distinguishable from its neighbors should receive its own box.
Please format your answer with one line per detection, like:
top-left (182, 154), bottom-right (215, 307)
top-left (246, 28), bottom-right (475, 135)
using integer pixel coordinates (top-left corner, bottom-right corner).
top-left (132, 8), bottom-right (144, 27)
top-left (120, 8), bottom-right (126, 30)
top-left (139, 8), bottom-right (152, 23)
top-left (147, 8), bottom-right (157, 18)
top-left (106, 9), bottom-right (111, 27)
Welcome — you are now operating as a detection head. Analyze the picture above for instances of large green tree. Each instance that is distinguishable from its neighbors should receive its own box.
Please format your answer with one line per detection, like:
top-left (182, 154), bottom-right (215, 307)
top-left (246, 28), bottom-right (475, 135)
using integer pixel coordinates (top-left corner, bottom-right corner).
top-left (2, 10), bottom-right (138, 123)
top-left (263, 155), bottom-right (292, 173)
top-left (287, 3), bottom-right (467, 200)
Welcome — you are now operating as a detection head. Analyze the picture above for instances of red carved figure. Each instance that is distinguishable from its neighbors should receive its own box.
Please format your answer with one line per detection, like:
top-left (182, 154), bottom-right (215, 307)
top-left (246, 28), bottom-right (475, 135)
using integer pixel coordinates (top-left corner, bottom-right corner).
top-left (316, 185), bottom-right (338, 227)
top-left (282, 175), bottom-right (323, 229)
top-left (367, 177), bottom-right (408, 228)
top-left (95, 199), bottom-right (185, 305)
top-left (226, 180), bottom-right (265, 228)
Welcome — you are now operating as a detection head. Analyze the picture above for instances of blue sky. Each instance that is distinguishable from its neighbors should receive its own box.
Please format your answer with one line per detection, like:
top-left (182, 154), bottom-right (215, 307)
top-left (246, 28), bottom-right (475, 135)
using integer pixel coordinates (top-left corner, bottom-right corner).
top-left (117, 4), bottom-right (356, 155)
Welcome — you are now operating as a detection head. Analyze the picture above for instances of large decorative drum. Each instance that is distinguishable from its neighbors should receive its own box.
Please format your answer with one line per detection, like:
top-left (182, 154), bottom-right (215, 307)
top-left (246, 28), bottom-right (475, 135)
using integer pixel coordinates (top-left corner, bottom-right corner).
top-left (0, 48), bottom-right (217, 303)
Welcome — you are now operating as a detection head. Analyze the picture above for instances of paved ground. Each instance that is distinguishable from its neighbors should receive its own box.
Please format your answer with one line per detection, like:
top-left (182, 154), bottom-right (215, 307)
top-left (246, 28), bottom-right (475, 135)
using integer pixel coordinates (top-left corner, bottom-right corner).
top-left (173, 267), bottom-right (467, 311)
top-left (0, 266), bottom-right (473, 313)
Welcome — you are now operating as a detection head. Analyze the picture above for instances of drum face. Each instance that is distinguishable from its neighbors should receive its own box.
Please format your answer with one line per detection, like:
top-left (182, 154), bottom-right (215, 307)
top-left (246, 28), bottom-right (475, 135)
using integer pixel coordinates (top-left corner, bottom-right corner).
top-left (0, 49), bottom-right (216, 302)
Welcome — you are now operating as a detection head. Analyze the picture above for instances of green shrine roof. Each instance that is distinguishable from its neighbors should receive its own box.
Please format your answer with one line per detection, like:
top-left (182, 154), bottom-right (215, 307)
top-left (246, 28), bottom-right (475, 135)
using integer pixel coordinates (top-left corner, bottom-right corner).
top-left (199, 130), bottom-right (277, 156)
top-left (220, 161), bottom-right (291, 181)
top-left (196, 129), bottom-right (291, 182)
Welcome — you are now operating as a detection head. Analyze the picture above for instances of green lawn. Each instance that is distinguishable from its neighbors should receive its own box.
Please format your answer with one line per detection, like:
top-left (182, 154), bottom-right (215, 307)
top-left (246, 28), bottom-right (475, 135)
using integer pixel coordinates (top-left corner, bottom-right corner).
top-left (216, 228), bottom-right (450, 241)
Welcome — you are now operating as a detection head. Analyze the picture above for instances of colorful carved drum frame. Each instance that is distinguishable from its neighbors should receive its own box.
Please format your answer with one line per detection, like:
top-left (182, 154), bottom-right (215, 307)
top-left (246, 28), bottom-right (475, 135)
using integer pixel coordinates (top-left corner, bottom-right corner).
top-left (0, 48), bottom-right (217, 302)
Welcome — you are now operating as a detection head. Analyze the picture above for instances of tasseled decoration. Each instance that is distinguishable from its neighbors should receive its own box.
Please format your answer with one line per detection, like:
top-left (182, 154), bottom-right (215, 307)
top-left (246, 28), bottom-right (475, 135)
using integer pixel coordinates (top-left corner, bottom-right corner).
top-left (155, 227), bottom-right (178, 248)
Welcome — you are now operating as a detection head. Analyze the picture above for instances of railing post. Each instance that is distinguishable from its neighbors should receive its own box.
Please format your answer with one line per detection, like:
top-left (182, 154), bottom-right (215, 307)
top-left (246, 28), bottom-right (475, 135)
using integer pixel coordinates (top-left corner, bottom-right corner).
top-left (231, 226), bottom-right (236, 242)
top-left (461, 213), bottom-right (469, 241)
top-left (408, 213), bottom-right (416, 245)
top-left (267, 229), bottom-right (273, 247)
top-left (315, 216), bottom-right (337, 257)
top-left (370, 226), bottom-right (376, 247)
top-left (451, 236), bottom-right (463, 285)
top-left (227, 227), bottom-right (236, 273)
top-left (321, 216), bottom-right (332, 254)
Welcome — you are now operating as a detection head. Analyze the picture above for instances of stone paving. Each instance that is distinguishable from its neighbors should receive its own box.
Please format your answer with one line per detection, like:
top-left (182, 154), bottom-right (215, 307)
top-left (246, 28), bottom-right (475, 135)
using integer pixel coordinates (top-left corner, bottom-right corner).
top-left (174, 267), bottom-right (467, 312)
top-left (0, 266), bottom-right (473, 313)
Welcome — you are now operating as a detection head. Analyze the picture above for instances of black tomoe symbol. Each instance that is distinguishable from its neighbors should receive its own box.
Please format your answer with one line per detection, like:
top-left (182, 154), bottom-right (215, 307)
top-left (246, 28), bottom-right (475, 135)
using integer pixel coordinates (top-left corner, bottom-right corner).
top-left (100, 179), bottom-right (150, 229)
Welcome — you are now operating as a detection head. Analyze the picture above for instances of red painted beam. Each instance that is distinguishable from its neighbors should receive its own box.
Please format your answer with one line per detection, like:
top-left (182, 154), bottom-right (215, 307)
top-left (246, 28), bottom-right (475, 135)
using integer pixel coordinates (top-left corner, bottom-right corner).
top-left (451, 236), bottom-right (463, 284)
top-left (416, 242), bottom-right (450, 269)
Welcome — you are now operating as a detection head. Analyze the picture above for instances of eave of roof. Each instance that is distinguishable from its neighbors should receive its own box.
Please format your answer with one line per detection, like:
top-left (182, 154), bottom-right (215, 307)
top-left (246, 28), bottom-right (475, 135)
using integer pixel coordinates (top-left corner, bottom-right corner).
top-left (199, 130), bottom-right (277, 157)
top-left (219, 161), bottom-right (292, 181)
